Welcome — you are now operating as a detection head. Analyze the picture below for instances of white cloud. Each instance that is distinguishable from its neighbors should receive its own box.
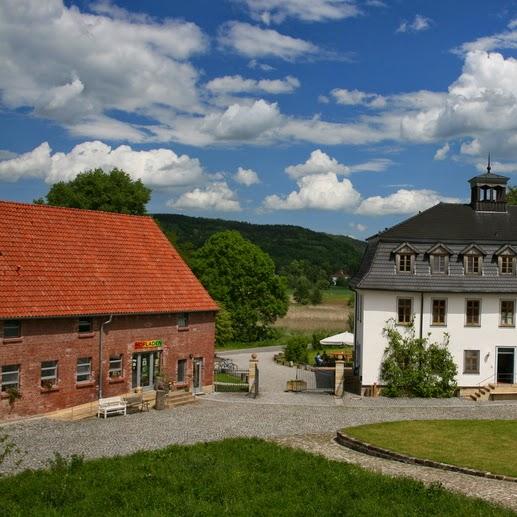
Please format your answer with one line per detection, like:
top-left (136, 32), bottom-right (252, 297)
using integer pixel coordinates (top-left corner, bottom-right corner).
top-left (0, 0), bottom-right (206, 139)
top-left (263, 173), bottom-right (361, 211)
top-left (357, 189), bottom-right (460, 216)
top-left (206, 75), bottom-right (300, 95)
top-left (237, 0), bottom-right (360, 24)
top-left (200, 100), bottom-right (282, 141)
top-left (286, 149), bottom-right (348, 178)
top-left (0, 141), bottom-right (205, 188)
top-left (475, 160), bottom-right (517, 173)
top-left (248, 59), bottom-right (275, 71)
top-left (218, 21), bottom-right (319, 61)
top-left (168, 182), bottom-right (241, 211)
top-left (434, 143), bottom-right (450, 160)
top-left (318, 95), bottom-right (330, 104)
top-left (397, 14), bottom-right (432, 33)
top-left (331, 88), bottom-right (386, 108)
top-left (234, 167), bottom-right (260, 186)
top-left (349, 222), bottom-right (367, 232)
top-left (0, 150), bottom-right (18, 161)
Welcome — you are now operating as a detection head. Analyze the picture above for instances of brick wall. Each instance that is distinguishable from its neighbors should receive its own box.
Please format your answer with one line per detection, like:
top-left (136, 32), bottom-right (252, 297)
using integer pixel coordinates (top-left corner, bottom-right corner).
top-left (0, 311), bottom-right (216, 419)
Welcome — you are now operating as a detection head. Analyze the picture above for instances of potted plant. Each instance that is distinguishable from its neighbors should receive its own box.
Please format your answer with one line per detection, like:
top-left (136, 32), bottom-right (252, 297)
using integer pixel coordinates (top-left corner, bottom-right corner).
top-left (41, 379), bottom-right (54, 391)
top-left (6, 387), bottom-right (21, 412)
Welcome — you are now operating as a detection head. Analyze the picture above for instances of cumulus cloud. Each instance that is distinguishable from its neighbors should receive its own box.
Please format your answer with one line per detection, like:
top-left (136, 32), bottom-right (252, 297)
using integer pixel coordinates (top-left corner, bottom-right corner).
top-left (0, 141), bottom-right (205, 188)
top-left (397, 14), bottom-right (432, 33)
top-left (234, 167), bottom-right (260, 186)
top-left (0, 0), bottom-right (206, 140)
top-left (206, 75), bottom-right (300, 95)
top-left (356, 189), bottom-right (460, 216)
top-left (285, 150), bottom-right (393, 179)
top-left (263, 173), bottom-right (361, 211)
top-left (434, 143), bottom-right (450, 160)
top-left (237, 0), bottom-right (360, 25)
top-left (168, 182), bottom-right (241, 211)
top-left (475, 160), bottom-right (517, 173)
top-left (286, 150), bottom-right (348, 178)
top-left (331, 88), bottom-right (386, 108)
top-left (218, 22), bottom-right (319, 61)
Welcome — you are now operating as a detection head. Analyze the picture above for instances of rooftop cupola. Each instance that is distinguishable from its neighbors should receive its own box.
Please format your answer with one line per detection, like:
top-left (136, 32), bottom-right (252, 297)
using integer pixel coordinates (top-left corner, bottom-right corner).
top-left (469, 154), bottom-right (509, 212)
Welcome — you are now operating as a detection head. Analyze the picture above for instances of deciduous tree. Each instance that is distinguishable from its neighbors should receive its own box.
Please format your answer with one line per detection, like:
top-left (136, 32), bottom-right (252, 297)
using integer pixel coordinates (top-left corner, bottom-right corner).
top-left (192, 231), bottom-right (288, 342)
top-left (35, 168), bottom-right (150, 215)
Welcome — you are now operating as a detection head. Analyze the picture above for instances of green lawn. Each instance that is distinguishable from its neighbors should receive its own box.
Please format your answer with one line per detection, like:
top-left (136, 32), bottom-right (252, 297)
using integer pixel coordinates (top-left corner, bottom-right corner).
top-left (345, 420), bottom-right (517, 478)
top-left (214, 372), bottom-right (246, 383)
top-left (321, 286), bottom-right (353, 304)
top-left (0, 438), bottom-right (512, 516)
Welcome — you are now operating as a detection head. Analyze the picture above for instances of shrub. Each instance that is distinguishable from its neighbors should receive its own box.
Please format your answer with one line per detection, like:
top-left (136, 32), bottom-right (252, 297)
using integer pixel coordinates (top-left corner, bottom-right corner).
top-left (380, 319), bottom-right (458, 398)
top-left (284, 336), bottom-right (308, 364)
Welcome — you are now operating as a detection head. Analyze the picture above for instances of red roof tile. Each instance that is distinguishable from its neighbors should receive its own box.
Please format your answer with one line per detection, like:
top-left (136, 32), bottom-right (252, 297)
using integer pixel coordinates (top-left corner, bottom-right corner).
top-left (0, 201), bottom-right (218, 318)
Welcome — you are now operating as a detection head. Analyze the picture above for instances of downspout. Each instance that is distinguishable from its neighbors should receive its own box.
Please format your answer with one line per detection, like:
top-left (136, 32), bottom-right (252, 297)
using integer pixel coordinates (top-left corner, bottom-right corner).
top-left (419, 292), bottom-right (424, 340)
top-left (98, 315), bottom-right (113, 400)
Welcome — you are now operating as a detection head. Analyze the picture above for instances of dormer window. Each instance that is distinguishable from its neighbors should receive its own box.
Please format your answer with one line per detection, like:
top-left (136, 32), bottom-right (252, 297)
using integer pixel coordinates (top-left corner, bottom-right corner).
top-left (465, 255), bottom-right (481, 275)
top-left (399, 254), bottom-right (412, 272)
top-left (495, 245), bottom-right (517, 276)
top-left (501, 256), bottom-right (514, 275)
top-left (460, 244), bottom-right (485, 276)
top-left (427, 243), bottom-right (452, 275)
top-left (393, 243), bottom-right (418, 274)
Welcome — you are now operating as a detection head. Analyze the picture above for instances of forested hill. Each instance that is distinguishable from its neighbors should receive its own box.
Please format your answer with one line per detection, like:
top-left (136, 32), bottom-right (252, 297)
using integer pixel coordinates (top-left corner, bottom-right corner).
top-left (153, 213), bottom-right (366, 275)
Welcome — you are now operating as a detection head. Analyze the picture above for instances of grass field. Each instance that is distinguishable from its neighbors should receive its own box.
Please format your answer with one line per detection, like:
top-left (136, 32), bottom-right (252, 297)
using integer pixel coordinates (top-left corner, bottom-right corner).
top-left (275, 287), bottom-right (353, 332)
top-left (0, 438), bottom-right (511, 516)
top-left (345, 420), bottom-right (517, 478)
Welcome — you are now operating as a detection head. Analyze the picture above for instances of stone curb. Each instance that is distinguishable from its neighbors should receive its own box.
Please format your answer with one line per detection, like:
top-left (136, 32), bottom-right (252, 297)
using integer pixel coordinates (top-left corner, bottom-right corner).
top-left (335, 430), bottom-right (517, 483)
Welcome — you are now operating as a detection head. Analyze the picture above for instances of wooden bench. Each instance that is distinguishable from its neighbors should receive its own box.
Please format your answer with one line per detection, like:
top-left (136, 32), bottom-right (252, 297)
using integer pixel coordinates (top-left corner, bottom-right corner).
top-left (97, 396), bottom-right (127, 419)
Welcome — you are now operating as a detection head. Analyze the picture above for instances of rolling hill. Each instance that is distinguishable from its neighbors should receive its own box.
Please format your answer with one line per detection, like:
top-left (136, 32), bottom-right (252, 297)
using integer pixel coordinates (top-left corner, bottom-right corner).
top-left (153, 213), bottom-right (366, 275)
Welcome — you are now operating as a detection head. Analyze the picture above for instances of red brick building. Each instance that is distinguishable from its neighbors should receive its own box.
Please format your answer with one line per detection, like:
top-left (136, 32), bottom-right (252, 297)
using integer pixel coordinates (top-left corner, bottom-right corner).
top-left (0, 201), bottom-right (217, 418)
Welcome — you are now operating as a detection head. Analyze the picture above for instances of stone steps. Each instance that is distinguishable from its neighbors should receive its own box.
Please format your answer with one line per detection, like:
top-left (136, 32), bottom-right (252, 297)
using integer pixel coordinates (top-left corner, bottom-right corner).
top-left (164, 390), bottom-right (197, 409)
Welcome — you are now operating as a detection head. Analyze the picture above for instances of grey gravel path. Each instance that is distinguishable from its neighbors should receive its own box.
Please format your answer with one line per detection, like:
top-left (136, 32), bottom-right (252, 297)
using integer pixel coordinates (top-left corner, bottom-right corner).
top-left (272, 434), bottom-right (517, 512)
top-left (2, 398), bottom-right (517, 475)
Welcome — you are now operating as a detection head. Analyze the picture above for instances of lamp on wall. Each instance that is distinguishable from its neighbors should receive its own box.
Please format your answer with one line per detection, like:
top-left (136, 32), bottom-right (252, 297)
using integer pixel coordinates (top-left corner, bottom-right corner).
top-left (189, 354), bottom-right (193, 359)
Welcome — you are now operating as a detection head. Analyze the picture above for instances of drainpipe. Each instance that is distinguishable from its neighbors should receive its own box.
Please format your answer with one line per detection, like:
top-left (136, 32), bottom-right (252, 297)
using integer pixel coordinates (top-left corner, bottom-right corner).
top-left (98, 315), bottom-right (113, 400)
top-left (419, 292), bottom-right (424, 340)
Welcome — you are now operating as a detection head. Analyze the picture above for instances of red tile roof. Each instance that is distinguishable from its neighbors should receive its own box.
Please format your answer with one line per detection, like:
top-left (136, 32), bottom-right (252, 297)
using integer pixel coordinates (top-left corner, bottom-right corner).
top-left (0, 201), bottom-right (218, 318)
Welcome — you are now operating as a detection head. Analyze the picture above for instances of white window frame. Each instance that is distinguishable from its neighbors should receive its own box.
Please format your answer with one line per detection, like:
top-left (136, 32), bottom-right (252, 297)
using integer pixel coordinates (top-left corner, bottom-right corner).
top-left (40, 360), bottom-right (58, 387)
top-left (397, 253), bottom-right (414, 273)
top-left (108, 355), bottom-right (123, 378)
top-left (76, 357), bottom-right (92, 383)
top-left (177, 313), bottom-right (189, 328)
top-left (1, 364), bottom-right (20, 391)
top-left (500, 299), bottom-right (515, 327)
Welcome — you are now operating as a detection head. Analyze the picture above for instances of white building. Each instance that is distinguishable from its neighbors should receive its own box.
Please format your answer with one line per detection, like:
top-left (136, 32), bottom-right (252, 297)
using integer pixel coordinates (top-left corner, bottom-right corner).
top-left (350, 165), bottom-right (517, 395)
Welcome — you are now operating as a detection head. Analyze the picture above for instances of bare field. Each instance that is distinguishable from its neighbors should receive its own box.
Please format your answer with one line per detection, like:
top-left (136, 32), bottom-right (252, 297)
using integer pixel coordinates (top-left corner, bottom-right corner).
top-left (275, 302), bottom-right (351, 332)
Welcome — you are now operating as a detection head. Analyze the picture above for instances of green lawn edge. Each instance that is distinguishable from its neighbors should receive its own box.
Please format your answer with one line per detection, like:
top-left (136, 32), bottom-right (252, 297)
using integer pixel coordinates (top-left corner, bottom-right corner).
top-left (344, 420), bottom-right (517, 478)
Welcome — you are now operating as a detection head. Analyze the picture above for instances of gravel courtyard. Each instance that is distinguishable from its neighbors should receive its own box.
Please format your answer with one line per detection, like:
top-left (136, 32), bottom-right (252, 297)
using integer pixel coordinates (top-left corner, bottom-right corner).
top-left (1, 348), bottom-right (517, 509)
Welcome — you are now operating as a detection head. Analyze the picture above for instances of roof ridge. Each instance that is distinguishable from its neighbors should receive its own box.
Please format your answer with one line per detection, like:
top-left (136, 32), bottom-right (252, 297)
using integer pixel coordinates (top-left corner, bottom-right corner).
top-left (0, 199), bottom-right (153, 220)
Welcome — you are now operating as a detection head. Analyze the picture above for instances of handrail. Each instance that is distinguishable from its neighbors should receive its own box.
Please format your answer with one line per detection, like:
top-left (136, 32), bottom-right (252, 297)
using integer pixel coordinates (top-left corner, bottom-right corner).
top-left (477, 373), bottom-right (495, 387)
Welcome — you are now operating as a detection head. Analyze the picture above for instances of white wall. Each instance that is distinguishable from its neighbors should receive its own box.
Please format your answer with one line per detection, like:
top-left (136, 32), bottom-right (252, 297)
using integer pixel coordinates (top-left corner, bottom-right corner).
top-left (357, 289), bottom-right (517, 387)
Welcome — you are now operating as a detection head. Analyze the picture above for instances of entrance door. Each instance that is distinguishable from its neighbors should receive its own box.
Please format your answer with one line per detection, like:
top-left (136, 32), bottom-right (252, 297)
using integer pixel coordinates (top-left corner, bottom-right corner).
top-left (193, 358), bottom-right (203, 394)
top-left (496, 347), bottom-right (515, 384)
top-left (132, 352), bottom-right (160, 390)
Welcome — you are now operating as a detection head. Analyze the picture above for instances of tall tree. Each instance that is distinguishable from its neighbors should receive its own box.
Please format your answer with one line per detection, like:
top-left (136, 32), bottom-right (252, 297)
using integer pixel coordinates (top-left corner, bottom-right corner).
top-left (507, 185), bottom-right (517, 206)
top-left (192, 231), bottom-right (289, 342)
top-left (35, 168), bottom-right (151, 215)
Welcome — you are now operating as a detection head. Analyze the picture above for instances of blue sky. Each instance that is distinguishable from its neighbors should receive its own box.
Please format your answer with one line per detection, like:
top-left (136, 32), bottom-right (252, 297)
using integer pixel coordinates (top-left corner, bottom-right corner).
top-left (2, 1), bottom-right (517, 237)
